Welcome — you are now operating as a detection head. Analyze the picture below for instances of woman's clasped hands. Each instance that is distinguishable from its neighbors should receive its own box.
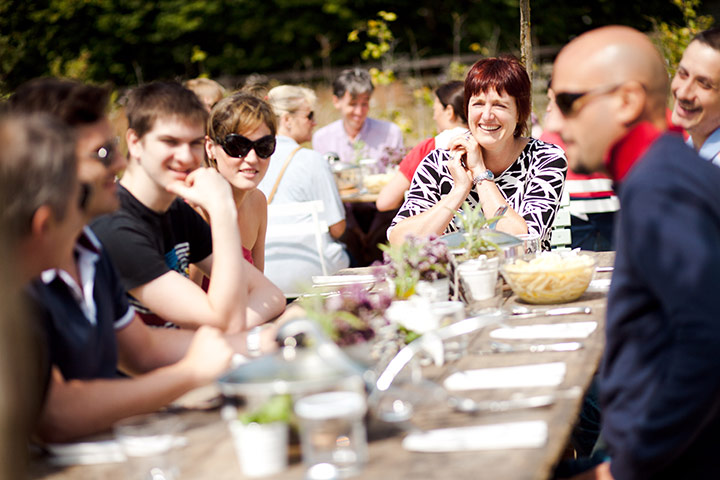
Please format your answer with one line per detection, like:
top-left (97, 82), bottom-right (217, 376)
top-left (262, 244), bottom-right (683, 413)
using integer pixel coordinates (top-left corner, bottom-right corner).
top-left (448, 132), bottom-right (485, 194)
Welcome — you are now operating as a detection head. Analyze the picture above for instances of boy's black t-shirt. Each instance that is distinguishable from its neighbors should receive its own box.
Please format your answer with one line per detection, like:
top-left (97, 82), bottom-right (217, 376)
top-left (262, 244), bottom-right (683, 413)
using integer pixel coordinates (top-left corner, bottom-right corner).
top-left (91, 185), bottom-right (212, 325)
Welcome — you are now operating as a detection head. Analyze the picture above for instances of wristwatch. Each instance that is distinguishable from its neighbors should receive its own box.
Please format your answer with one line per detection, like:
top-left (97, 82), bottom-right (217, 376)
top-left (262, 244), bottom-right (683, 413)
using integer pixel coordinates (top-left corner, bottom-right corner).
top-left (473, 169), bottom-right (495, 185)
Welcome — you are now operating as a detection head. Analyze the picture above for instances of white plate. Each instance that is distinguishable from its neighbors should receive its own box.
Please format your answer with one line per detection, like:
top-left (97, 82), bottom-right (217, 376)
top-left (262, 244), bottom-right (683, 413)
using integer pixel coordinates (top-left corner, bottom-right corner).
top-left (311, 275), bottom-right (376, 286)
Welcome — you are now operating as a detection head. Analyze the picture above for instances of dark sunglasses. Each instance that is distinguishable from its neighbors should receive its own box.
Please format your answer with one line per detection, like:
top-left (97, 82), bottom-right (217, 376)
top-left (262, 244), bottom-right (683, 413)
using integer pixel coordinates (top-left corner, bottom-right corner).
top-left (89, 138), bottom-right (119, 167)
top-left (305, 111), bottom-right (315, 121)
top-left (216, 134), bottom-right (276, 158)
top-left (554, 84), bottom-right (622, 117)
top-left (78, 182), bottom-right (92, 212)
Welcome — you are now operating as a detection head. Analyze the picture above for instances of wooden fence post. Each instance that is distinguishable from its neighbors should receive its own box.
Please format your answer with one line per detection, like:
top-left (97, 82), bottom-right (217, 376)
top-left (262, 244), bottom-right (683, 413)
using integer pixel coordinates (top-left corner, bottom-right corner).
top-left (520, 0), bottom-right (532, 87)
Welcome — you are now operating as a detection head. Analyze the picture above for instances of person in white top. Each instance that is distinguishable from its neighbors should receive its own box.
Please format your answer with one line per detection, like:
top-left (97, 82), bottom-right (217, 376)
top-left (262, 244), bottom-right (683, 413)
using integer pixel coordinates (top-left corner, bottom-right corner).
top-left (671, 26), bottom-right (720, 166)
top-left (259, 85), bottom-right (350, 296)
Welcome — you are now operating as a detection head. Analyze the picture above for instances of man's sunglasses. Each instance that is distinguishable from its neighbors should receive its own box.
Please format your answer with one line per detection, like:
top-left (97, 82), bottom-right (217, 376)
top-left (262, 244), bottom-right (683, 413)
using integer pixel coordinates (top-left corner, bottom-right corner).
top-left (554, 84), bottom-right (622, 117)
top-left (216, 134), bottom-right (276, 158)
top-left (90, 138), bottom-right (119, 167)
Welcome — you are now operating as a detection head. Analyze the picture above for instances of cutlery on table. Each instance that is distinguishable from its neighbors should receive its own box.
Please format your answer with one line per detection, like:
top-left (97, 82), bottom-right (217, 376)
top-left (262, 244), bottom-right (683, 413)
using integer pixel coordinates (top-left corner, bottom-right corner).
top-left (508, 306), bottom-right (592, 318)
top-left (448, 393), bottom-right (555, 414)
top-left (448, 386), bottom-right (583, 415)
top-left (475, 341), bottom-right (584, 355)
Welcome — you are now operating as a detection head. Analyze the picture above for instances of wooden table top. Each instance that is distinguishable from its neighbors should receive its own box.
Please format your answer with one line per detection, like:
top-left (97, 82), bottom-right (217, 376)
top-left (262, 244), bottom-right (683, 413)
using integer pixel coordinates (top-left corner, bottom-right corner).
top-left (339, 190), bottom-right (379, 204)
top-left (30, 252), bottom-right (614, 480)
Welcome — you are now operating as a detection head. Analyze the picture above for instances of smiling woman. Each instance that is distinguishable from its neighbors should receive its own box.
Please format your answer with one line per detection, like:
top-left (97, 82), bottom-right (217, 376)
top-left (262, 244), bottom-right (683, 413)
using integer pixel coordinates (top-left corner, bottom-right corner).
top-left (388, 56), bottom-right (568, 251)
top-left (204, 93), bottom-right (278, 271)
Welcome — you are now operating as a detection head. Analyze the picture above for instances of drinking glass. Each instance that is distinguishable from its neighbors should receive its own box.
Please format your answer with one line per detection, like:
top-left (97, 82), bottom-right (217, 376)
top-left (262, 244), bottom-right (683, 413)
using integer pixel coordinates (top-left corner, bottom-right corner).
top-left (294, 391), bottom-right (368, 478)
top-left (114, 412), bottom-right (182, 480)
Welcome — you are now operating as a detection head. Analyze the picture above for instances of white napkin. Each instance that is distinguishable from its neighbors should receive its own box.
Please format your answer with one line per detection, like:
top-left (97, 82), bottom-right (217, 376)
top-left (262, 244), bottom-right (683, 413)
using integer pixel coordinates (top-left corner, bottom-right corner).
top-left (586, 278), bottom-right (611, 293)
top-left (46, 437), bottom-right (187, 466)
top-left (46, 440), bottom-right (124, 465)
top-left (443, 362), bottom-right (566, 390)
top-left (402, 420), bottom-right (548, 452)
top-left (490, 321), bottom-right (597, 340)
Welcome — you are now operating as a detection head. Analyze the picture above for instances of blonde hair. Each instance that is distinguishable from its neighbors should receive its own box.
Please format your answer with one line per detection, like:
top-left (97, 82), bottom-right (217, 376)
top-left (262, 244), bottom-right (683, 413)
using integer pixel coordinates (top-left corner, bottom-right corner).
top-left (267, 85), bottom-right (316, 118)
top-left (184, 77), bottom-right (226, 108)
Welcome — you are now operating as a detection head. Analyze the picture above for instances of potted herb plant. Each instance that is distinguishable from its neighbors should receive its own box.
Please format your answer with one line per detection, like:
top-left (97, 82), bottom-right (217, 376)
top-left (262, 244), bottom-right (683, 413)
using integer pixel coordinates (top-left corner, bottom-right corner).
top-left (378, 234), bottom-right (450, 301)
top-left (228, 394), bottom-right (292, 477)
top-left (454, 201), bottom-right (504, 260)
top-left (300, 284), bottom-right (393, 367)
top-left (453, 202), bottom-right (505, 303)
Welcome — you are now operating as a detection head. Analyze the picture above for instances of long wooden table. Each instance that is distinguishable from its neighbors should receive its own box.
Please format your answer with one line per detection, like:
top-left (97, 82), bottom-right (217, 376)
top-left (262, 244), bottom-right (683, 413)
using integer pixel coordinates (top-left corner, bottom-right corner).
top-left (30, 252), bottom-right (614, 480)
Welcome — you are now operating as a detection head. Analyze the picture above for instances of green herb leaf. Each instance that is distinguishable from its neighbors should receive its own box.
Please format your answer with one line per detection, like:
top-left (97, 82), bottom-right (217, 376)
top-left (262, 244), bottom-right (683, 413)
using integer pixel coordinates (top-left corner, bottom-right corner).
top-left (239, 395), bottom-right (293, 425)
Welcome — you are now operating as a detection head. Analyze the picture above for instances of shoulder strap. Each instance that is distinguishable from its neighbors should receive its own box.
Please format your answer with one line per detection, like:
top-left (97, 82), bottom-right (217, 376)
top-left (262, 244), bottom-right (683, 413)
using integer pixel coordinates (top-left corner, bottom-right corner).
top-left (267, 145), bottom-right (302, 204)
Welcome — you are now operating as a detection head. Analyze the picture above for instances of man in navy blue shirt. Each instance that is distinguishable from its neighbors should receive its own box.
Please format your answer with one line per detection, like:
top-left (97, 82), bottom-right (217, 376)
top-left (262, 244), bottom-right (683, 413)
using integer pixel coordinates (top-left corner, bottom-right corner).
top-left (0, 112), bottom-right (85, 476)
top-left (9, 79), bottom-right (272, 442)
top-left (550, 26), bottom-right (720, 479)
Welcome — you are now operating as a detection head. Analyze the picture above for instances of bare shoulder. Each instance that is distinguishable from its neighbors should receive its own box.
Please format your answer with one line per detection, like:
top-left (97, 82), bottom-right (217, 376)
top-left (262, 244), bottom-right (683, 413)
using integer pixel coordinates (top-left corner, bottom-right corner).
top-left (247, 189), bottom-right (268, 212)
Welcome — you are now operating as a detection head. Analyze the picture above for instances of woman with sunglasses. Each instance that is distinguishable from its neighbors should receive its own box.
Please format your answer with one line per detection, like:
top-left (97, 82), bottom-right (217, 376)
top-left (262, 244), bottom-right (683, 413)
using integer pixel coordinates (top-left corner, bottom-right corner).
top-left (388, 56), bottom-right (567, 251)
top-left (257, 85), bottom-right (349, 296)
top-left (376, 80), bottom-right (468, 212)
top-left (204, 92), bottom-right (277, 271)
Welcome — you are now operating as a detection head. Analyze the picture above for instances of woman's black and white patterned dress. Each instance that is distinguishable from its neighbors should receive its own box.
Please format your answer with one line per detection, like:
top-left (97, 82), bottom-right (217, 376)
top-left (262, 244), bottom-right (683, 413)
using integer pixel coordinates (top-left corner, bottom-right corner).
top-left (389, 138), bottom-right (567, 251)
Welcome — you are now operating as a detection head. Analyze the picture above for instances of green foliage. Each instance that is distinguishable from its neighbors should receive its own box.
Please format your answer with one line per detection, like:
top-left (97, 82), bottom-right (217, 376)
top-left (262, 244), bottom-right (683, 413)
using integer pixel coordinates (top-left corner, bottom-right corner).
top-left (649, 0), bottom-right (714, 75)
top-left (454, 202), bottom-right (503, 258)
top-left (0, 0), bottom-right (692, 94)
top-left (448, 61), bottom-right (469, 81)
top-left (299, 293), bottom-right (368, 343)
top-left (239, 394), bottom-right (293, 425)
top-left (379, 235), bottom-right (449, 299)
top-left (349, 11), bottom-right (398, 86)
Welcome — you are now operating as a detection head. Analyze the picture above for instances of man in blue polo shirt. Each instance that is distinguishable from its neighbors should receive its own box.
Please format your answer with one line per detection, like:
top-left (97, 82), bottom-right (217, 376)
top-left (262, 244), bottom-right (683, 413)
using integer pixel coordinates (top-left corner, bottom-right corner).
top-left (0, 112), bottom-right (86, 473)
top-left (9, 79), bottom-right (274, 442)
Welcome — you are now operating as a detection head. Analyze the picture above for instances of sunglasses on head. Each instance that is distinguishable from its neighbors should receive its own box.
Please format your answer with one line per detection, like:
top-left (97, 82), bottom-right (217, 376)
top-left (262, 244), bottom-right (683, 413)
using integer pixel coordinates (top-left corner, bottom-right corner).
top-left (216, 134), bottom-right (276, 158)
top-left (554, 84), bottom-right (623, 117)
top-left (90, 138), bottom-right (119, 167)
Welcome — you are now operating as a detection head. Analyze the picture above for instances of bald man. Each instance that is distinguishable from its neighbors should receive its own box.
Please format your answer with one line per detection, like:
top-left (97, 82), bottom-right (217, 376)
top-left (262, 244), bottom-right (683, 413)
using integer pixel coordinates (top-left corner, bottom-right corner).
top-left (551, 27), bottom-right (720, 479)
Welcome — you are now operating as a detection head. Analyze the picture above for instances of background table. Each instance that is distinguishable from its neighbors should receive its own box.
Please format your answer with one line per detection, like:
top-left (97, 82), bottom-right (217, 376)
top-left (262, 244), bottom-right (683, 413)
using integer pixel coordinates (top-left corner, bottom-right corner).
top-left (30, 252), bottom-right (613, 480)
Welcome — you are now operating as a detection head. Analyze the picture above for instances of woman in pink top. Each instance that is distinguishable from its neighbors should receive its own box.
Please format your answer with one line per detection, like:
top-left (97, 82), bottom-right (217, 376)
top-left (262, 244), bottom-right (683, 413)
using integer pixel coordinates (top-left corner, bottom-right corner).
top-left (376, 81), bottom-right (468, 211)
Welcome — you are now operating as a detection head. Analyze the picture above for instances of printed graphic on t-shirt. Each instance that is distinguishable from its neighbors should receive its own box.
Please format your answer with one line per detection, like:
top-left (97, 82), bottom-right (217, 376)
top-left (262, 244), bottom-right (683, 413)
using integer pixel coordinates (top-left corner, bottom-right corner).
top-left (165, 241), bottom-right (191, 277)
top-left (130, 241), bottom-right (191, 328)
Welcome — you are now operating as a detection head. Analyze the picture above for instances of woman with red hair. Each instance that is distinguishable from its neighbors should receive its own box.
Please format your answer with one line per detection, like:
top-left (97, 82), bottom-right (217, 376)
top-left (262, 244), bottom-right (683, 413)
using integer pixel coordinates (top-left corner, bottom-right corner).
top-left (388, 56), bottom-right (567, 251)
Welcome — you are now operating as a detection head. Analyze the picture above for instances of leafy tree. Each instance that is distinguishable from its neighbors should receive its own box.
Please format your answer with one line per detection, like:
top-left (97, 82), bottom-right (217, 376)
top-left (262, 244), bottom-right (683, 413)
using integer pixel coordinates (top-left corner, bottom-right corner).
top-left (0, 0), bottom-right (693, 93)
top-left (649, 0), bottom-right (714, 75)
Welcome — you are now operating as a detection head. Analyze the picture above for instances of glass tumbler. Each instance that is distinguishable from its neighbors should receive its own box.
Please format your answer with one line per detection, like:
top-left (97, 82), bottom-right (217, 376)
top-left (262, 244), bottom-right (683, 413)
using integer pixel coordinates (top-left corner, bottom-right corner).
top-left (294, 391), bottom-right (368, 478)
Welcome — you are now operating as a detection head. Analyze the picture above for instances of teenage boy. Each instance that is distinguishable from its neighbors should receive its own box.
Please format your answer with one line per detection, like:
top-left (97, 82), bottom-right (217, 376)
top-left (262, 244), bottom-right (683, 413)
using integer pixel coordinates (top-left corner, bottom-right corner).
top-left (312, 68), bottom-right (404, 164)
top-left (92, 81), bottom-right (285, 332)
top-left (10, 79), bottom-right (278, 442)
